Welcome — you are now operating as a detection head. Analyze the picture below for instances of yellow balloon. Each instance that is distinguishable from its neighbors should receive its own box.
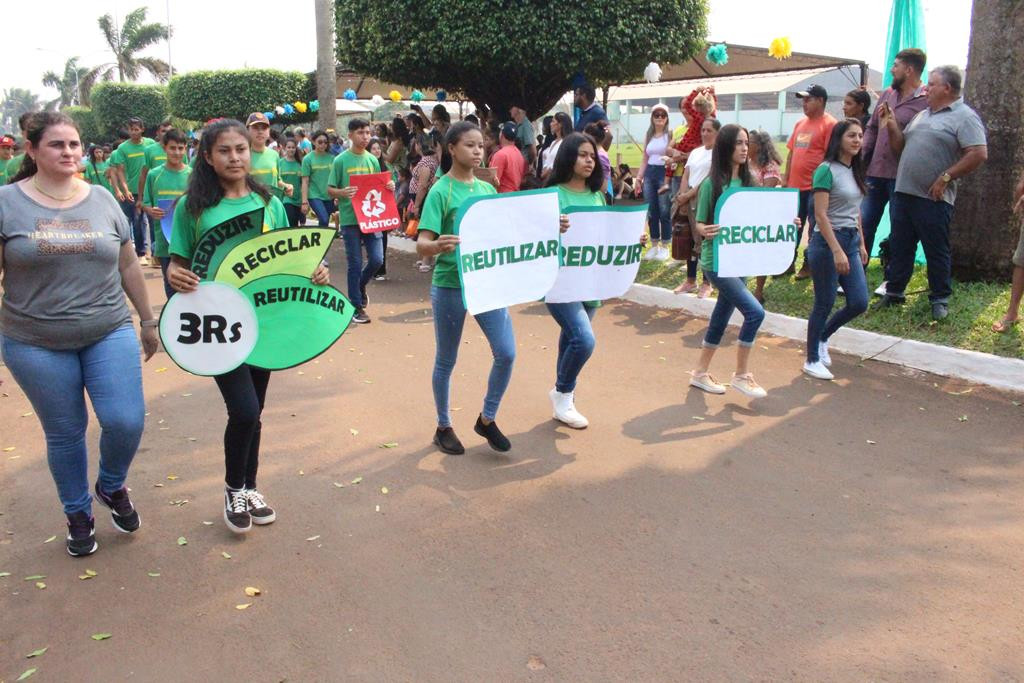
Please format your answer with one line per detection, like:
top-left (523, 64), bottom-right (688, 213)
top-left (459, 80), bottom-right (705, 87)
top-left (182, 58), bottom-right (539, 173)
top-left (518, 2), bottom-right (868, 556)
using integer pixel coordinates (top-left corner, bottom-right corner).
top-left (769, 37), bottom-right (793, 61)
top-left (389, 90), bottom-right (402, 102)
top-left (294, 101), bottom-right (308, 113)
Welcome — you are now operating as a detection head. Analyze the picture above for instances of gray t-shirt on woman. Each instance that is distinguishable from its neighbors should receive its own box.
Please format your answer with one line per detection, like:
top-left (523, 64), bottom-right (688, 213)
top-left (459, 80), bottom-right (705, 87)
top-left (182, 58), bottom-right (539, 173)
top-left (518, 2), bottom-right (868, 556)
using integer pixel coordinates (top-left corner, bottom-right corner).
top-left (0, 183), bottom-right (132, 349)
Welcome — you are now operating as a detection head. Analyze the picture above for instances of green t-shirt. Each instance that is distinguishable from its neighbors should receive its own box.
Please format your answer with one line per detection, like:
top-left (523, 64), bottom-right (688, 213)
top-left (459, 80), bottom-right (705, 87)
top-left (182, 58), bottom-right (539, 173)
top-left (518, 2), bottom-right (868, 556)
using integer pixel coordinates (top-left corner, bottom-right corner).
top-left (109, 140), bottom-right (150, 192)
top-left (278, 158), bottom-right (302, 206)
top-left (327, 149), bottom-right (381, 225)
top-left (5, 154), bottom-right (25, 183)
top-left (695, 176), bottom-right (743, 272)
top-left (143, 164), bottom-right (192, 258)
top-left (169, 192), bottom-right (288, 261)
top-left (301, 151), bottom-right (335, 202)
top-left (144, 143), bottom-right (167, 170)
top-left (557, 185), bottom-right (607, 307)
top-left (83, 160), bottom-right (113, 193)
top-left (250, 148), bottom-right (281, 198)
top-left (419, 174), bottom-right (497, 289)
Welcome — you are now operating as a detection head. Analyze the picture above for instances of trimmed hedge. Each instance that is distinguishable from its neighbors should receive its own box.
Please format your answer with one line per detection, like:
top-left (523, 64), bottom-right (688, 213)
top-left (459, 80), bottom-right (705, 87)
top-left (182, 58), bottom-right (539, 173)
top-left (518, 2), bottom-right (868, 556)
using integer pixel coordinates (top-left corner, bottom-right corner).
top-left (168, 69), bottom-right (316, 124)
top-left (91, 83), bottom-right (169, 136)
top-left (64, 106), bottom-right (103, 145)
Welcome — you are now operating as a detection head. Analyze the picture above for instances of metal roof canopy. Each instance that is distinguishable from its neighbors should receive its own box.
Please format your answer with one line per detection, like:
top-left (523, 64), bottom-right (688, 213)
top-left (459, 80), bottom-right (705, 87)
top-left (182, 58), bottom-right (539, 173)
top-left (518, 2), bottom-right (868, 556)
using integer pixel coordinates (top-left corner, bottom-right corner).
top-left (603, 66), bottom-right (839, 101)
top-left (647, 42), bottom-right (868, 84)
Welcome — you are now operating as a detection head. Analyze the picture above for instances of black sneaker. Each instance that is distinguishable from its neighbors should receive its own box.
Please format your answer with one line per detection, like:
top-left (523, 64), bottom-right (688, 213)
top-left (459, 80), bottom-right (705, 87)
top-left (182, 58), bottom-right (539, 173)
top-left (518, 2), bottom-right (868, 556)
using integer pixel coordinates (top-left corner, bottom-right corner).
top-left (433, 427), bottom-right (465, 455)
top-left (244, 488), bottom-right (276, 525)
top-left (352, 308), bottom-right (371, 324)
top-left (66, 511), bottom-right (98, 557)
top-left (474, 415), bottom-right (511, 452)
top-left (94, 482), bottom-right (141, 533)
top-left (931, 302), bottom-right (949, 320)
top-left (224, 488), bottom-right (252, 534)
top-left (872, 294), bottom-right (905, 311)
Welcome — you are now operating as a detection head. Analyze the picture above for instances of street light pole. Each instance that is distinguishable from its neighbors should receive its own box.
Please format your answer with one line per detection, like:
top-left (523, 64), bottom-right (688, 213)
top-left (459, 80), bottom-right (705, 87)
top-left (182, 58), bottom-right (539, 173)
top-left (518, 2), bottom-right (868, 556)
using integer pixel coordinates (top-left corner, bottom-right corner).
top-left (166, 0), bottom-right (173, 79)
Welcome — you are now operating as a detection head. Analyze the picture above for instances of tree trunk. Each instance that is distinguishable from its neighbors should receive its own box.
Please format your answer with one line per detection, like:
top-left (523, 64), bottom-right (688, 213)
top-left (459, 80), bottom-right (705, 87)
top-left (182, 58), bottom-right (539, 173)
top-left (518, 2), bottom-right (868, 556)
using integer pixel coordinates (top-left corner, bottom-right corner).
top-left (314, 0), bottom-right (337, 132)
top-left (950, 0), bottom-right (1024, 281)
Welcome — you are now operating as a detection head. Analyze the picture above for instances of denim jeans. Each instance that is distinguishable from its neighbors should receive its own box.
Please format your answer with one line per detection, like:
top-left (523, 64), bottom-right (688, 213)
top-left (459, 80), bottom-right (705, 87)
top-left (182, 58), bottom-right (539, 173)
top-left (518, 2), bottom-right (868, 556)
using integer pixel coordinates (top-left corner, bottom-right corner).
top-left (213, 364), bottom-right (271, 490)
top-left (1, 325), bottom-right (144, 515)
top-left (701, 270), bottom-right (765, 347)
top-left (308, 197), bottom-right (335, 226)
top-left (643, 165), bottom-right (672, 242)
top-left (860, 176), bottom-right (896, 262)
top-left (545, 302), bottom-right (597, 393)
top-left (805, 230), bottom-right (869, 362)
top-left (158, 257), bottom-right (174, 300)
top-left (794, 189), bottom-right (817, 268)
top-left (340, 225), bottom-right (384, 306)
top-left (886, 192), bottom-right (955, 303)
top-left (120, 198), bottom-right (147, 256)
top-left (431, 285), bottom-right (516, 427)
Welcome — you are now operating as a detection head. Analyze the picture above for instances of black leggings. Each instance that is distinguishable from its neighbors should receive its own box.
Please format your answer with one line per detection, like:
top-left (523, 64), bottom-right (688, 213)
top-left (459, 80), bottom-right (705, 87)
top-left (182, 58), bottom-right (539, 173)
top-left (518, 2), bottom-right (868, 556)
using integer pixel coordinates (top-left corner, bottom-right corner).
top-left (214, 365), bottom-right (271, 489)
top-left (284, 202), bottom-right (305, 227)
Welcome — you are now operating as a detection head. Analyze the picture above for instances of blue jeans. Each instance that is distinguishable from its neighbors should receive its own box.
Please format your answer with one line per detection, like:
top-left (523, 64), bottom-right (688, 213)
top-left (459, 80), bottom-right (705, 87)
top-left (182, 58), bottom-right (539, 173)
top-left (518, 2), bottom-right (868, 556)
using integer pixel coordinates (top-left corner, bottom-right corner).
top-left (308, 197), bottom-right (335, 226)
top-left (340, 225), bottom-right (384, 306)
top-left (120, 199), bottom-right (147, 256)
top-left (860, 175), bottom-right (896, 262)
top-left (793, 189), bottom-right (817, 268)
top-left (158, 257), bottom-right (174, 299)
top-left (1, 325), bottom-right (145, 515)
top-left (431, 285), bottom-right (516, 427)
top-left (805, 230), bottom-right (869, 362)
top-left (643, 165), bottom-right (672, 242)
top-left (886, 192), bottom-right (954, 303)
top-left (545, 302), bottom-right (597, 393)
top-left (701, 270), bottom-right (765, 347)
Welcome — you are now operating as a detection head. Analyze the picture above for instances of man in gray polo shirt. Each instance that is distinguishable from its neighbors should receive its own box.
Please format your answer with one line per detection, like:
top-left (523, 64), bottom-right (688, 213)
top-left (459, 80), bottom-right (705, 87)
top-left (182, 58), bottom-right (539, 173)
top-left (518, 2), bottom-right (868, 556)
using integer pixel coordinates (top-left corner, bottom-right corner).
top-left (876, 65), bottom-right (988, 320)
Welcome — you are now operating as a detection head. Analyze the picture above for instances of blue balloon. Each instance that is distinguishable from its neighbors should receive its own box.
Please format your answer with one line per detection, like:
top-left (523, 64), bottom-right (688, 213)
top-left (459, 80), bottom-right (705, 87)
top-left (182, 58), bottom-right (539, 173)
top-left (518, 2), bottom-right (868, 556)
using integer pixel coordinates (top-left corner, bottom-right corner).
top-left (436, 90), bottom-right (447, 102)
top-left (264, 111), bottom-right (275, 120)
top-left (284, 104), bottom-right (295, 115)
top-left (343, 88), bottom-right (357, 101)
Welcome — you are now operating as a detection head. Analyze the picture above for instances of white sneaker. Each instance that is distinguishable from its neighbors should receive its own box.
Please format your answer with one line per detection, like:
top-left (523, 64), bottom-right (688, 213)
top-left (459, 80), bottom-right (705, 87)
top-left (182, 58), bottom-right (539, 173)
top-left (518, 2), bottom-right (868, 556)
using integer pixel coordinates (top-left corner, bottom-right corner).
top-left (874, 281), bottom-right (888, 297)
top-left (731, 373), bottom-right (768, 398)
top-left (803, 360), bottom-right (834, 380)
top-left (689, 372), bottom-right (726, 394)
top-left (819, 341), bottom-right (832, 367)
top-left (655, 246), bottom-right (671, 261)
top-left (549, 388), bottom-right (589, 429)
top-left (643, 245), bottom-right (657, 261)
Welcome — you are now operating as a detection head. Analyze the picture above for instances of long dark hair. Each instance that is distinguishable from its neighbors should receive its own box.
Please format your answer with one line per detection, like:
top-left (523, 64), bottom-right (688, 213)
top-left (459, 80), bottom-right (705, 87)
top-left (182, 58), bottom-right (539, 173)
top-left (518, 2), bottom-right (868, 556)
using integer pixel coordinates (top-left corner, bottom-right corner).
top-left (440, 121), bottom-right (480, 174)
top-left (546, 133), bottom-right (604, 193)
top-left (823, 118), bottom-right (868, 194)
top-left (391, 116), bottom-right (411, 146)
top-left (708, 124), bottom-right (753, 212)
top-left (552, 112), bottom-right (573, 141)
top-left (185, 119), bottom-right (271, 217)
top-left (88, 144), bottom-right (103, 181)
top-left (748, 128), bottom-right (781, 169)
top-left (11, 112), bottom-right (80, 182)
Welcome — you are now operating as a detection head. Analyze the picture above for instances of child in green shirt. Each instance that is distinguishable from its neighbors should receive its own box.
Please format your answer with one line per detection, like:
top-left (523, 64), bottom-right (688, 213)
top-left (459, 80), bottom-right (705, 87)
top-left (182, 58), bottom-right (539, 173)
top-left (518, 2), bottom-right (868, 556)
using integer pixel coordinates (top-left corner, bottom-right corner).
top-left (278, 138), bottom-right (304, 226)
top-left (142, 129), bottom-right (192, 299)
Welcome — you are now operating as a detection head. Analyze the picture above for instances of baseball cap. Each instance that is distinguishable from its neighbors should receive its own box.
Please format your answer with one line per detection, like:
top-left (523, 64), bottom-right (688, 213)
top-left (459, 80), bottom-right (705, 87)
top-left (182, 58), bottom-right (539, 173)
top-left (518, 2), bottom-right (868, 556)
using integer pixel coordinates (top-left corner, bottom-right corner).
top-left (796, 85), bottom-right (828, 101)
top-left (500, 121), bottom-right (517, 140)
top-left (0, 135), bottom-right (14, 147)
top-left (246, 112), bottom-right (270, 127)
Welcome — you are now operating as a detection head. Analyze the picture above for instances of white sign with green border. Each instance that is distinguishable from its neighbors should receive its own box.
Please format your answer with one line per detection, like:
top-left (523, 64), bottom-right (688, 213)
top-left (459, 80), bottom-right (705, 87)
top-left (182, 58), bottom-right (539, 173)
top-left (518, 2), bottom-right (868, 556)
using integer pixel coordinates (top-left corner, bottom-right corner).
top-left (712, 187), bottom-right (800, 277)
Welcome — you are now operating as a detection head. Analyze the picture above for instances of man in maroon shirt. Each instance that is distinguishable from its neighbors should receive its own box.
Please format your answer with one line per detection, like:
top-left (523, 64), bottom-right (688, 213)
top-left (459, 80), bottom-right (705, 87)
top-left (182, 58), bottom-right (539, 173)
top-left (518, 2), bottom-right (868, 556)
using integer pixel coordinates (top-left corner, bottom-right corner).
top-left (861, 48), bottom-right (928, 291)
top-left (491, 122), bottom-right (527, 193)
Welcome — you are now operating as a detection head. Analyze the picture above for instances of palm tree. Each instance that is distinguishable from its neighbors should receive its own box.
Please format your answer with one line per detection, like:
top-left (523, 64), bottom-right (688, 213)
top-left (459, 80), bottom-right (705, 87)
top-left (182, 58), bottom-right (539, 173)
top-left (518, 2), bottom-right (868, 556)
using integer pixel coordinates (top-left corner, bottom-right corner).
top-left (97, 7), bottom-right (171, 83)
top-left (1, 88), bottom-right (42, 132)
top-left (42, 57), bottom-right (104, 109)
top-left (314, 0), bottom-right (337, 131)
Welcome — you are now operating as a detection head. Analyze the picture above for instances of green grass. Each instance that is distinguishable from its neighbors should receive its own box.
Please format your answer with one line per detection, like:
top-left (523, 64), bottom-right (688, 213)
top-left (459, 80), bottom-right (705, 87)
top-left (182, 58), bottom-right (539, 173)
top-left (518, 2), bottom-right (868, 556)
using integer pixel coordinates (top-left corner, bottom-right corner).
top-left (635, 253), bottom-right (1024, 359)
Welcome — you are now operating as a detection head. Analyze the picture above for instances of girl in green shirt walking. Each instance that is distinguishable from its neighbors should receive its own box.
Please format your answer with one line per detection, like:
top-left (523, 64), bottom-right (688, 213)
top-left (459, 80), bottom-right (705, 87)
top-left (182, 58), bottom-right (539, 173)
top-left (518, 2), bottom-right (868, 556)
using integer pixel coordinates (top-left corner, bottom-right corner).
top-left (84, 146), bottom-right (112, 194)
top-left (278, 138), bottom-right (305, 226)
top-left (166, 119), bottom-right (330, 534)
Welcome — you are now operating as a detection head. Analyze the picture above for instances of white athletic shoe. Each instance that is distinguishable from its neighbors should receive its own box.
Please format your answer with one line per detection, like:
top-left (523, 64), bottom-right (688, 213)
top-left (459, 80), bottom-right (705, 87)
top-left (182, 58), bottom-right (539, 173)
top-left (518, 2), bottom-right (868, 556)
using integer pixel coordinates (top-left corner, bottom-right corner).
top-left (643, 245), bottom-right (657, 261)
top-left (819, 341), bottom-right (832, 367)
top-left (549, 389), bottom-right (589, 429)
top-left (802, 361), bottom-right (834, 380)
top-left (655, 246), bottom-right (671, 261)
top-left (731, 373), bottom-right (768, 398)
top-left (689, 372), bottom-right (727, 394)
top-left (874, 281), bottom-right (888, 297)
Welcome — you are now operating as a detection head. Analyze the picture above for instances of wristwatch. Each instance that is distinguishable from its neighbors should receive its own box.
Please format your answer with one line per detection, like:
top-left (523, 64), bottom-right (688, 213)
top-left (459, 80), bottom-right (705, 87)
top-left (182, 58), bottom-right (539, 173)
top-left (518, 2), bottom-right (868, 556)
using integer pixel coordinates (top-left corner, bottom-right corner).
top-left (940, 172), bottom-right (952, 183)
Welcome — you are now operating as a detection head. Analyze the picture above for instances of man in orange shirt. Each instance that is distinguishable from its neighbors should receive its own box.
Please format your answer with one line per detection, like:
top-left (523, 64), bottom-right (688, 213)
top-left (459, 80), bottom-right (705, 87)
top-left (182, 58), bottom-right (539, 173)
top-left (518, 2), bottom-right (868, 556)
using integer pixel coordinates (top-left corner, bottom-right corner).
top-left (491, 122), bottom-right (527, 193)
top-left (784, 84), bottom-right (837, 278)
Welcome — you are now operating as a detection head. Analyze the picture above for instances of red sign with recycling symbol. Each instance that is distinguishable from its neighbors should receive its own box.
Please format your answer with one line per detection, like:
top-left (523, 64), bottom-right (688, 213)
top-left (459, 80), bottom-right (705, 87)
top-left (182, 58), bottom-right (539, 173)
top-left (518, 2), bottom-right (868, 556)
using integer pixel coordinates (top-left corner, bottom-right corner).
top-left (349, 171), bottom-right (402, 234)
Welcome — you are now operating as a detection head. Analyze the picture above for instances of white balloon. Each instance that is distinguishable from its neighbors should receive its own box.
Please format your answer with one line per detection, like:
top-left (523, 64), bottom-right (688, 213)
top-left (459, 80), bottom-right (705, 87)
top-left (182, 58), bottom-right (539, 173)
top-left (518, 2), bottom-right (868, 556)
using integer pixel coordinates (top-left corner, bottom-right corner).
top-left (644, 62), bottom-right (662, 84)
top-left (371, 94), bottom-right (384, 106)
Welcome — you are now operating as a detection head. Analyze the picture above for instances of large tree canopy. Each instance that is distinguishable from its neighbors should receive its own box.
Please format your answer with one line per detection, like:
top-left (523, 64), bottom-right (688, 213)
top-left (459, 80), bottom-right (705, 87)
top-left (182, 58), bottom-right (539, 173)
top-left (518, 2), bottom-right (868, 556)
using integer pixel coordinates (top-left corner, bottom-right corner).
top-left (335, 0), bottom-right (709, 119)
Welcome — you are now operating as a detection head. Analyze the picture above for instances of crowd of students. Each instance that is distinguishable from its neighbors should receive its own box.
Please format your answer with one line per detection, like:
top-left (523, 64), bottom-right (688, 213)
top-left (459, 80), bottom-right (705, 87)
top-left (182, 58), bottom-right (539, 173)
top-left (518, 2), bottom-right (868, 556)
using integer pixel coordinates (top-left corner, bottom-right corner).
top-left (0, 52), bottom-right (1019, 556)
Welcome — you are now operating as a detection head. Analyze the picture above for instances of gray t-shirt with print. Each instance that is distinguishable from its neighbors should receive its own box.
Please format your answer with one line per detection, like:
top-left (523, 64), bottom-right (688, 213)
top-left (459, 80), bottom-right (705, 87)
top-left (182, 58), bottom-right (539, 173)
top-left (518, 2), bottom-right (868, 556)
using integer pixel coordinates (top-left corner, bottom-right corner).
top-left (894, 99), bottom-right (987, 206)
top-left (812, 161), bottom-right (864, 231)
top-left (0, 183), bottom-right (133, 349)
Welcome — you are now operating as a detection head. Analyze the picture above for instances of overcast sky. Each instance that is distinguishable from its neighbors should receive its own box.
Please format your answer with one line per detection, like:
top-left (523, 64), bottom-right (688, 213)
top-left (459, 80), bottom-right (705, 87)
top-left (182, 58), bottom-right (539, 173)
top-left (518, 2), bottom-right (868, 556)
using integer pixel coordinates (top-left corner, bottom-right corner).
top-left (6, 0), bottom-right (972, 99)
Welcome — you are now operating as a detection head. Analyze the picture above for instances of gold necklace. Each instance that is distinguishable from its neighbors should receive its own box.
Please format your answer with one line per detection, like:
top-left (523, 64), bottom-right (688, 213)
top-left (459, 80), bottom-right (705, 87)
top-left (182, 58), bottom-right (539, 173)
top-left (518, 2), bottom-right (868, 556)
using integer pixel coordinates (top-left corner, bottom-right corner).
top-left (33, 176), bottom-right (79, 202)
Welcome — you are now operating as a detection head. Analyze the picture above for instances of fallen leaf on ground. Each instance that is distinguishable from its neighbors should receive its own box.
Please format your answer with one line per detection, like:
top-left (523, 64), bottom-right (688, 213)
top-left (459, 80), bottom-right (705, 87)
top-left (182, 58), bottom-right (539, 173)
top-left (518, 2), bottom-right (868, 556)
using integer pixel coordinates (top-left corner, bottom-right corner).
top-left (379, 442), bottom-right (398, 449)
top-left (167, 475), bottom-right (178, 480)
top-left (155, 367), bottom-right (168, 372)
top-left (202, 521), bottom-right (213, 526)
top-left (333, 482), bottom-right (345, 488)
top-left (17, 668), bottom-right (37, 680)
top-left (24, 575), bottom-right (45, 581)
top-left (43, 535), bottom-right (56, 544)
top-left (235, 603), bottom-right (251, 610)
top-left (947, 388), bottom-right (973, 395)
top-left (0, 572), bottom-right (11, 577)
top-left (177, 537), bottom-right (187, 546)
top-left (221, 552), bottom-right (232, 559)
top-left (375, 505), bottom-right (381, 513)
top-left (3, 447), bottom-right (15, 452)
top-left (350, 477), bottom-right (363, 485)
top-left (187, 437), bottom-right (197, 442)
top-left (147, 572), bottom-right (161, 577)
top-left (866, 440), bottom-right (877, 445)
top-left (958, 415), bottom-right (969, 422)
top-left (26, 647), bottom-right (47, 658)
top-left (78, 569), bottom-right (98, 580)
top-left (349, 428), bottom-right (359, 436)
top-left (35, 582), bottom-right (46, 589)
top-left (692, 416), bottom-right (705, 421)
top-left (298, 470), bottom-right (305, 476)
top-left (91, 633), bottom-right (112, 641)
top-left (305, 535), bottom-right (321, 542)
top-left (381, 487), bottom-right (389, 494)
top-left (181, 393), bottom-right (193, 397)
top-left (153, 483), bottom-right (164, 488)
top-left (244, 586), bottom-right (261, 597)
top-left (21, 412), bottom-right (33, 417)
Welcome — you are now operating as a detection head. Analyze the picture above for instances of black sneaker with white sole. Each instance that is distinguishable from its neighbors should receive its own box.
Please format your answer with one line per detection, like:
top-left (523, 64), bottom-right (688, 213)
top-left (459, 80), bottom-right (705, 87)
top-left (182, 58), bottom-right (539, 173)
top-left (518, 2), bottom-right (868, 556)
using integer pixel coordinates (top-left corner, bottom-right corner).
top-left (244, 488), bottom-right (276, 525)
top-left (66, 511), bottom-right (98, 557)
top-left (224, 488), bottom-right (252, 534)
top-left (94, 482), bottom-right (141, 533)
top-left (352, 308), bottom-right (371, 324)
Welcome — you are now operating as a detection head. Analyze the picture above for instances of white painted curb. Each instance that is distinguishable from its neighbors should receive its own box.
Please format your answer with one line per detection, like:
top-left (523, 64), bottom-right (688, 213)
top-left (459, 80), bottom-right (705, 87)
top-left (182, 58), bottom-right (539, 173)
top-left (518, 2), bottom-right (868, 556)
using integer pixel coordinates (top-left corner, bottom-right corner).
top-left (386, 238), bottom-right (1024, 394)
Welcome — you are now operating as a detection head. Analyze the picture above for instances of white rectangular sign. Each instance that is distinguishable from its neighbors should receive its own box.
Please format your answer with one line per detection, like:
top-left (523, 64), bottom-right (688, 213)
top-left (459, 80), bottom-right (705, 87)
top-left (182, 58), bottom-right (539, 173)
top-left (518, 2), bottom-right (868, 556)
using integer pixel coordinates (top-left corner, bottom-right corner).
top-left (712, 187), bottom-right (800, 277)
top-left (544, 205), bottom-right (648, 304)
top-left (456, 189), bottom-right (561, 315)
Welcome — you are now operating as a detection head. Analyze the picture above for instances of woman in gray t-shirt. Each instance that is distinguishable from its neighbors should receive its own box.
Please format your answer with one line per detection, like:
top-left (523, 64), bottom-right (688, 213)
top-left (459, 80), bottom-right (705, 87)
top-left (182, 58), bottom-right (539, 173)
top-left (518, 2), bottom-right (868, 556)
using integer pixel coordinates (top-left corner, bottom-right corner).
top-left (804, 118), bottom-right (870, 381)
top-left (0, 112), bottom-right (158, 557)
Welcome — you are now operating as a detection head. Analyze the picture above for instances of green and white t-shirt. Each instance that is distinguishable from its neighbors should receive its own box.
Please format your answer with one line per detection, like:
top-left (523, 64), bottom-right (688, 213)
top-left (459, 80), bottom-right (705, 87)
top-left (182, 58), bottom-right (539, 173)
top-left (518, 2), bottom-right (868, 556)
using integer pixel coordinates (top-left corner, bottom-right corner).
top-left (811, 160), bottom-right (863, 232)
top-left (327, 149), bottom-right (381, 226)
top-left (169, 192), bottom-right (288, 261)
top-left (143, 164), bottom-right (192, 258)
top-left (418, 174), bottom-right (496, 289)
top-left (695, 176), bottom-right (743, 272)
top-left (301, 151), bottom-right (336, 202)
top-left (277, 157), bottom-right (302, 206)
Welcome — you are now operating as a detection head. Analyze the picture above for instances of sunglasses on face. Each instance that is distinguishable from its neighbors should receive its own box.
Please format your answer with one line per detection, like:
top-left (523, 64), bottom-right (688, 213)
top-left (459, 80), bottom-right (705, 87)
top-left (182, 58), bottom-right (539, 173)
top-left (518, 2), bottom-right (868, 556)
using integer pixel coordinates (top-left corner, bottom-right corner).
top-left (653, 112), bottom-right (668, 119)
